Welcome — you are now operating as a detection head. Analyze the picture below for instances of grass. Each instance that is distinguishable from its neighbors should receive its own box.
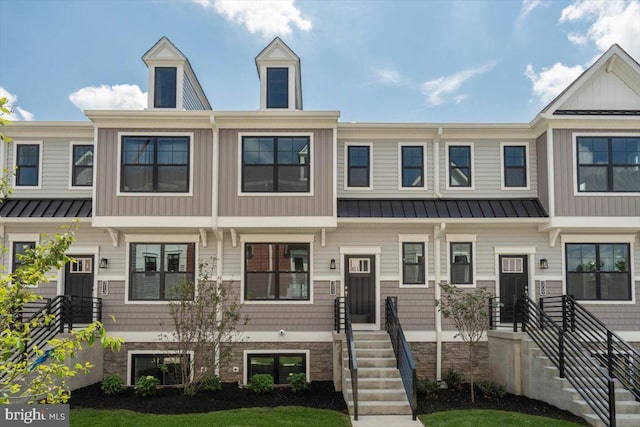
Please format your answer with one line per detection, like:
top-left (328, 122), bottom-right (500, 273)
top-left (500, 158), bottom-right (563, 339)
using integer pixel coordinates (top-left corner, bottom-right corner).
top-left (419, 409), bottom-right (583, 426)
top-left (70, 407), bottom-right (351, 427)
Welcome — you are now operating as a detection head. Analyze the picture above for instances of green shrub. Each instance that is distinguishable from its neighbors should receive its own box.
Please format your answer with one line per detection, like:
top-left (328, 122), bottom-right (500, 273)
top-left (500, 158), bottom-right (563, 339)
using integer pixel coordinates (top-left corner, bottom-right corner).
top-left (135, 376), bottom-right (159, 397)
top-left (416, 378), bottom-right (439, 397)
top-left (200, 373), bottom-right (222, 392)
top-left (248, 374), bottom-right (274, 394)
top-left (101, 374), bottom-right (126, 396)
top-left (475, 380), bottom-right (506, 399)
top-left (288, 373), bottom-right (310, 393)
top-left (443, 369), bottom-right (463, 390)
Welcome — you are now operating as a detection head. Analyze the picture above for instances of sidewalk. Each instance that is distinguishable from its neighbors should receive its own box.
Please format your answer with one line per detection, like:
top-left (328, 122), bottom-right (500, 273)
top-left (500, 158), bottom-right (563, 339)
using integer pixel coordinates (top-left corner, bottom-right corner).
top-left (351, 415), bottom-right (424, 427)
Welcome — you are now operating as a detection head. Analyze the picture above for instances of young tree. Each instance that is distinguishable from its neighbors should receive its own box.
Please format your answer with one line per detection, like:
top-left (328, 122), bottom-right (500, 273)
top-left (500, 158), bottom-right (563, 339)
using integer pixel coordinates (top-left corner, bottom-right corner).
top-left (164, 258), bottom-right (247, 395)
top-left (436, 283), bottom-right (491, 403)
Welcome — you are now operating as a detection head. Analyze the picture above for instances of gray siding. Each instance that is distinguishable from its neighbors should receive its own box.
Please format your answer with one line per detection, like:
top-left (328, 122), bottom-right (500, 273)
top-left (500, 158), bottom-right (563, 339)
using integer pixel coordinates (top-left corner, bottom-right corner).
top-left (553, 129), bottom-right (640, 216)
top-left (536, 132), bottom-right (549, 213)
top-left (95, 128), bottom-right (213, 217)
top-left (183, 71), bottom-right (206, 110)
top-left (218, 129), bottom-right (333, 217)
top-left (101, 281), bottom-right (174, 332)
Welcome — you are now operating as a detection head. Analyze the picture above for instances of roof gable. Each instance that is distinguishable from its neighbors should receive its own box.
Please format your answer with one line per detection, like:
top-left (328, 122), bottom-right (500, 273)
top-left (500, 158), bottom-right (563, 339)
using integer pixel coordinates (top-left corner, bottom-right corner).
top-left (255, 37), bottom-right (300, 66)
top-left (142, 36), bottom-right (186, 64)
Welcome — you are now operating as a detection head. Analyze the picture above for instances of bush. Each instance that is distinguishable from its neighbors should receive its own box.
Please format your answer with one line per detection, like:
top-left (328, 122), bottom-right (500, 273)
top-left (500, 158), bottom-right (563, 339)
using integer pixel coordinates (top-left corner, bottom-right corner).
top-left (416, 378), bottom-right (439, 397)
top-left (475, 380), bottom-right (506, 399)
top-left (101, 374), bottom-right (126, 396)
top-left (289, 373), bottom-right (310, 393)
top-left (248, 374), bottom-right (274, 394)
top-left (443, 369), bottom-right (463, 390)
top-left (135, 376), bottom-right (159, 397)
top-left (200, 373), bottom-right (222, 392)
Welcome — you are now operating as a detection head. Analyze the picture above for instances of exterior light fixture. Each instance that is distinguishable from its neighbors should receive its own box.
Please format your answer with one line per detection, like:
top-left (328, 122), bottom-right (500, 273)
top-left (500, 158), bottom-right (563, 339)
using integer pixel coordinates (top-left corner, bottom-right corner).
top-left (99, 258), bottom-right (109, 269)
top-left (330, 258), bottom-right (336, 270)
top-left (539, 258), bottom-right (549, 270)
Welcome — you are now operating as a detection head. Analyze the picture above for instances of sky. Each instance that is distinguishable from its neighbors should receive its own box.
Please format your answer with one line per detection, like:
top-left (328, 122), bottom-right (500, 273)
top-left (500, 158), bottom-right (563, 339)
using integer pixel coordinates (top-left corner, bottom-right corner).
top-left (0, 0), bottom-right (639, 124)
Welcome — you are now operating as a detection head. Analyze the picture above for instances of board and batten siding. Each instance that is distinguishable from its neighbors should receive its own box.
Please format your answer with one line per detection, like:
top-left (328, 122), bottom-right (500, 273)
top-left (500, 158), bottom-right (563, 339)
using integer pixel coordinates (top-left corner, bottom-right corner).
top-left (218, 129), bottom-right (333, 217)
top-left (95, 128), bottom-right (213, 217)
top-left (553, 129), bottom-right (640, 216)
top-left (536, 132), bottom-right (549, 213)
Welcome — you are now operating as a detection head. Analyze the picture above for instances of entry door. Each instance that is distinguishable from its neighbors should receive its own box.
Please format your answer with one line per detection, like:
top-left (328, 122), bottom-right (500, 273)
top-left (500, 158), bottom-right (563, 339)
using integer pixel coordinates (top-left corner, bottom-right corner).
top-left (65, 256), bottom-right (94, 323)
top-left (498, 255), bottom-right (528, 323)
top-left (345, 256), bottom-right (376, 324)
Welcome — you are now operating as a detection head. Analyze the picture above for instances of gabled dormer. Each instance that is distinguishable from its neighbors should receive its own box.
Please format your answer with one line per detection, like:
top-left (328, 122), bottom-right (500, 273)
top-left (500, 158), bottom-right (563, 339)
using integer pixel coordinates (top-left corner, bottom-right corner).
top-left (255, 37), bottom-right (303, 110)
top-left (142, 36), bottom-right (211, 111)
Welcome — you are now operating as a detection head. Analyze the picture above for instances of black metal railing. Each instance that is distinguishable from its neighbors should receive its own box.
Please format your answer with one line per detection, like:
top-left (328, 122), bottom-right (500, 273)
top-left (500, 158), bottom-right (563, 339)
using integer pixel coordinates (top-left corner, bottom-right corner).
top-left (488, 295), bottom-right (525, 332)
top-left (334, 297), bottom-right (359, 420)
top-left (385, 297), bottom-right (417, 420)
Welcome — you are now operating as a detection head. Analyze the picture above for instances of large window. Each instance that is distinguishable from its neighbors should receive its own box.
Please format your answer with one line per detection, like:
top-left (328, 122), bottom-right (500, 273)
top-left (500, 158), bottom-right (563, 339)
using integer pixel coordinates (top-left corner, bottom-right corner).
top-left (347, 145), bottom-right (371, 188)
top-left (129, 243), bottom-right (195, 301)
top-left (16, 144), bottom-right (40, 187)
top-left (266, 67), bottom-right (289, 108)
top-left (245, 243), bottom-right (309, 301)
top-left (448, 145), bottom-right (472, 187)
top-left (130, 354), bottom-right (188, 385)
top-left (402, 242), bottom-right (425, 285)
top-left (450, 242), bottom-right (473, 285)
top-left (154, 67), bottom-right (177, 108)
top-left (242, 136), bottom-right (310, 192)
top-left (12, 241), bottom-right (36, 272)
top-left (72, 145), bottom-right (94, 187)
top-left (503, 145), bottom-right (527, 188)
top-left (121, 136), bottom-right (190, 193)
top-left (247, 353), bottom-right (306, 384)
top-left (401, 146), bottom-right (424, 188)
top-left (577, 136), bottom-right (640, 192)
top-left (566, 243), bottom-right (631, 301)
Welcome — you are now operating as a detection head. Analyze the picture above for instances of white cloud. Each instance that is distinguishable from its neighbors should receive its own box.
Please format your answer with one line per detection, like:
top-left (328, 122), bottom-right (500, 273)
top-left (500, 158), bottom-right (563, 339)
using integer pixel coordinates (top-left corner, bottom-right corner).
top-left (68, 84), bottom-right (147, 111)
top-left (372, 66), bottom-right (405, 86)
top-left (0, 87), bottom-right (34, 121)
top-left (524, 62), bottom-right (584, 105)
top-left (515, 0), bottom-right (548, 29)
top-left (420, 61), bottom-right (497, 106)
top-left (192, 0), bottom-right (312, 38)
top-left (560, 0), bottom-right (640, 59)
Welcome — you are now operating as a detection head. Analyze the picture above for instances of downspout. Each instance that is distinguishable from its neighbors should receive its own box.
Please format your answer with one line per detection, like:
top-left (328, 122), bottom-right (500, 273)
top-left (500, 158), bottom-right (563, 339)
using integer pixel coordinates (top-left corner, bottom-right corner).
top-left (434, 223), bottom-right (443, 381)
top-left (433, 127), bottom-right (443, 198)
top-left (215, 232), bottom-right (223, 376)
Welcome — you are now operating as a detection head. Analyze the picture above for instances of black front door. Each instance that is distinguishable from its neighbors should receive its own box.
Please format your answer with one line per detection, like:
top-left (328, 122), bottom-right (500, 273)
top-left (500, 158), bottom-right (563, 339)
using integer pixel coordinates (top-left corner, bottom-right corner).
top-left (65, 256), bottom-right (94, 323)
top-left (345, 255), bottom-right (375, 324)
top-left (499, 255), bottom-right (528, 323)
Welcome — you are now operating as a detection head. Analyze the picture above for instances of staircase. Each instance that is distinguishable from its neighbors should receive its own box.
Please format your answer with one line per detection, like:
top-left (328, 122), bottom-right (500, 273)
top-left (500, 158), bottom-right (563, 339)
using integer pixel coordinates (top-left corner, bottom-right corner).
top-left (343, 331), bottom-right (412, 416)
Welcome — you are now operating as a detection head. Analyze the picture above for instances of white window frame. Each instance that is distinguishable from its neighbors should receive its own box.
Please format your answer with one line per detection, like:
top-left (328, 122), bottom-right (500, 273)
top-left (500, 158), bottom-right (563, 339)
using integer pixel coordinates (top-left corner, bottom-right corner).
top-left (493, 246), bottom-right (537, 302)
top-left (398, 142), bottom-right (428, 191)
top-left (344, 142), bottom-right (373, 190)
top-left (68, 141), bottom-right (95, 190)
top-left (259, 62), bottom-right (296, 111)
top-left (446, 234), bottom-right (477, 288)
top-left (127, 350), bottom-right (194, 386)
top-left (398, 234), bottom-right (429, 287)
top-left (500, 142), bottom-right (530, 190)
top-left (445, 142), bottom-right (474, 191)
top-left (148, 63), bottom-right (184, 111)
top-left (8, 233), bottom-right (41, 287)
top-left (243, 349), bottom-right (310, 385)
top-left (237, 132), bottom-right (314, 197)
top-left (13, 141), bottom-right (43, 189)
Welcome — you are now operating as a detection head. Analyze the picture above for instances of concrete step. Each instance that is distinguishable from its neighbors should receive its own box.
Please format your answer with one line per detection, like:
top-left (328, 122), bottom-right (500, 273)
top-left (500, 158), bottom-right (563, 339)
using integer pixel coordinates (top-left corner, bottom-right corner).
top-left (346, 367), bottom-right (402, 379)
top-left (583, 413), bottom-right (640, 427)
top-left (347, 388), bottom-right (407, 401)
top-left (346, 377), bottom-right (404, 389)
top-left (563, 386), bottom-right (635, 401)
top-left (574, 399), bottom-right (640, 415)
top-left (357, 357), bottom-right (397, 368)
top-left (347, 400), bottom-right (412, 416)
top-left (354, 348), bottom-right (395, 358)
top-left (354, 340), bottom-right (393, 349)
top-left (353, 331), bottom-right (388, 340)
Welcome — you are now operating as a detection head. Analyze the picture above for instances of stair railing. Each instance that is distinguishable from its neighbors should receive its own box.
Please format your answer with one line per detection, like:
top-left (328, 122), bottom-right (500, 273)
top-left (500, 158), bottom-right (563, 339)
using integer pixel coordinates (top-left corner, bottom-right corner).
top-left (385, 296), bottom-right (417, 420)
top-left (334, 297), bottom-right (359, 420)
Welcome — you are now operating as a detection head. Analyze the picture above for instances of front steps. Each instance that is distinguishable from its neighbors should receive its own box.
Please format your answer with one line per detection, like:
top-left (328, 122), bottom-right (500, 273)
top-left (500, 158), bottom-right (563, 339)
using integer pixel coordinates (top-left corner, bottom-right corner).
top-left (343, 331), bottom-right (412, 416)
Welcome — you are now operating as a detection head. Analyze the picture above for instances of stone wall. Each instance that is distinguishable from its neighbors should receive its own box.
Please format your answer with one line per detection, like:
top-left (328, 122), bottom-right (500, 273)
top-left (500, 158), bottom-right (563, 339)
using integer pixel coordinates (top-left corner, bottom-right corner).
top-left (410, 341), bottom-right (489, 381)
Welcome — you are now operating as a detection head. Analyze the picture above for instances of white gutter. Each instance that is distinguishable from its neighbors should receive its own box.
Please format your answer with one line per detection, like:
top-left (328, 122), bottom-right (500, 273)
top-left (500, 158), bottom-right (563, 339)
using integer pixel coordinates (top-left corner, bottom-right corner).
top-left (546, 125), bottom-right (555, 218)
top-left (434, 223), bottom-right (443, 381)
top-left (433, 127), bottom-right (442, 198)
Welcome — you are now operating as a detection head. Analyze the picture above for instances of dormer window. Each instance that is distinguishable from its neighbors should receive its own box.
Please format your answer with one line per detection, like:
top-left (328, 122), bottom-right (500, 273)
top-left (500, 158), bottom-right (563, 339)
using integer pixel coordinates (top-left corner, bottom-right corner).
top-left (154, 67), bottom-right (177, 108)
top-left (267, 67), bottom-right (289, 109)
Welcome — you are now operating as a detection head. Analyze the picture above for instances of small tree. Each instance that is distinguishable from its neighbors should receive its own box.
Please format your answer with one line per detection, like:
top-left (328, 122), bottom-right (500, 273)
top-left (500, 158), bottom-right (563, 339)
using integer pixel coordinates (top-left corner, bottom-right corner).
top-left (436, 283), bottom-right (491, 403)
top-left (164, 258), bottom-right (247, 395)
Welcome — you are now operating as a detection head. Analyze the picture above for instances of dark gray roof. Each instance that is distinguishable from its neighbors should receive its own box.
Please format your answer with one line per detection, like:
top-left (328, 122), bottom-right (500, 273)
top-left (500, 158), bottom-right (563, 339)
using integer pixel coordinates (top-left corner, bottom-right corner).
top-left (554, 109), bottom-right (640, 116)
top-left (337, 199), bottom-right (548, 219)
top-left (0, 199), bottom-right (92, 218)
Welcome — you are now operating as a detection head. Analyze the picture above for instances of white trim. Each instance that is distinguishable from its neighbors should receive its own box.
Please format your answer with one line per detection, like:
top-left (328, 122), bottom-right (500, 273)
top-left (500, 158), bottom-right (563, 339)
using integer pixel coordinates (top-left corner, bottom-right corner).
top-left (116, 131), bottom-right (194, 196)
top-left (398, 234), bottom-right (430, 287)
top-left (339, 247), bottom-right (381, 330)
top-left (258, 63), bottom-right (297, 111)
top-left (500, 141), bottom-right (530, 191)
top-left (62, 248), bottom-right (99, 303)
top-left (404, 331), bottom-right (488, 342)
top-left (108, 331), bottom-right (334, 343)
top-left (217, 216), bottom-right (336, 228)
top-left (127, 349), bottom-right (194, 387)
top-left (494, 246), bottom-right (537, 255)
top-left (239, 234), bottom-right (315, 243)
top-left (212, 128), bottom-right (219, 228)
top-left (547, 126), bottom-right (555, 217)
top-left (560, 234), bottom-right (636, 244)
top-left (125, 234), bottom-right (200, 243)
top-left (618, 332), bottom-right (640, 341)
top-left (243, 349), bottom-right (310, 385)
top-left (493, 248), bottom-right (537, 302)
top-left (92, 126), bottom-right (98, 217)
top-left (7, 233), bottom-right (41, 286)
top-left (344, 142), bottom-right (373, 190)
top-left (572, 132), bottom-right (640, 196)
top-left (339, 246), bottom-right (382, 255)
top-left (333, 127), bottom-right (338, 218)
top-left (445, 234), bottom-right (477, 288)
top-left (548, 217), bottom-right (640, 229)
top-left (237, 132), bottom-right (314, 197)
top-left (338, 217), bottom-right (548, 225)
top-left (397, 142), bottom-right (428, 191)
top-left (96, 275), bottom-right (126, 281)
top-left (68, 141), bottom-right (95, 190)
top-left (12, 141), bottom-right (43, 189)
top-left (93, 216), bottom-right (214, 228)
top-left (445, 141), bottom-right (475, 191)
top-left (148, 63), bottom-right (185, 111)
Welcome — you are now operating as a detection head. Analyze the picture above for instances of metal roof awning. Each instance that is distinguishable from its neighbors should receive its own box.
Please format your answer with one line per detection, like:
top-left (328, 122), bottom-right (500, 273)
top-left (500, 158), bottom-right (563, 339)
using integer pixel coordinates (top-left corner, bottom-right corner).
top-left (0, 199), bottom-right (92, 219)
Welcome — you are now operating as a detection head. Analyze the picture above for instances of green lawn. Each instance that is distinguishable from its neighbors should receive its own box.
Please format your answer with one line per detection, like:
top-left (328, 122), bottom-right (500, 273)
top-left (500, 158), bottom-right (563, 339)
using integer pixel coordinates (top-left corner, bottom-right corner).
top-left (419, 409), bottom-right (583, 426)
top-left (70, 407), bottom-right (351, 427)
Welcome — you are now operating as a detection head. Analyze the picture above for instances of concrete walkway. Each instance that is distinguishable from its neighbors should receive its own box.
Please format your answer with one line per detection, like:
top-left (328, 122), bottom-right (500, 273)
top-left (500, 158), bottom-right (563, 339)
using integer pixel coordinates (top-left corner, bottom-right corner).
top-left (351, 415), bottom-right (424, 427)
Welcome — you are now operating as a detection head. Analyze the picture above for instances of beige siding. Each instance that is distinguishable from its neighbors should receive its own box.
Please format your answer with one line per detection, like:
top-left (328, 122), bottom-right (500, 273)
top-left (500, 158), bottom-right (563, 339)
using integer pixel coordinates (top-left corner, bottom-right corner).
top-left (553, 129), bottom-right (640, 216)
top-left (536, 132), bottom-right (549, 213)
top-left (101, 281), bottom-right (175, 332)
top-left (95, 128), bottom-right (212, 217)
top-left (381, 280), bottom-right (435, 331)
top-left (218, 129), bottom-right (333, 217)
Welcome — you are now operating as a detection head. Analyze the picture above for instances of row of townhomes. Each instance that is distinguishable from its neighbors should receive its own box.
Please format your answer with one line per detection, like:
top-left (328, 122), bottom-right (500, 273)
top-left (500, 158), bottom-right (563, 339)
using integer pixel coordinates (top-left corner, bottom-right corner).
top-left (2, 37), bottom-right (639, 424)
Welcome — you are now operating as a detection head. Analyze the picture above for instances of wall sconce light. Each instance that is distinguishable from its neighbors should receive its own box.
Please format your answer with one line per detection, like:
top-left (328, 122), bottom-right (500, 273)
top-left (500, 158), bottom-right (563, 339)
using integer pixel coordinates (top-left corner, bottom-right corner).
top-left (99, 258), bottom-right (109, 269)
top-left (539, 258), bottom-right (549, 270)
top-left (330, 258), bottom-right (336, 270)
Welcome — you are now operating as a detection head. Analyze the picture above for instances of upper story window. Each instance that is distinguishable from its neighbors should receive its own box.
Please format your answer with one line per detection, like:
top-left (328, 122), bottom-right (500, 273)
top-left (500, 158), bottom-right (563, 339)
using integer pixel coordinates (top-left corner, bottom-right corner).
top-left (71, 144), bottom-right (94, 187)
top-left (121, 136), bottom-right (190, 193)
top-left (401, 146), bottom-right (424, 188)
top-left (347, 145), bottom-right (371, 188)
top-left (154, 67), bottom-right (177, 108)
top-left (566, 243), bottom-right (631, 301)
top-left (450, 242), bottom-right (473, 285)
top-left (402, 242), bottom-right (425, 285)
top-left (16, 143), bottom-right (40, 187)
top-left (577, 136), bottom-right (640, 192)
top-left (266, 67), bottom-right (289, 109)
top-left (12, 241), bottom-right (36, 273)
top-left (448, 144), bottom-right (472, 188)
top-left (502, 144), bottom-right (527, 188)
top-left (241, 136), bottom-right (310, 193)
